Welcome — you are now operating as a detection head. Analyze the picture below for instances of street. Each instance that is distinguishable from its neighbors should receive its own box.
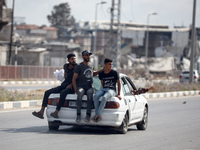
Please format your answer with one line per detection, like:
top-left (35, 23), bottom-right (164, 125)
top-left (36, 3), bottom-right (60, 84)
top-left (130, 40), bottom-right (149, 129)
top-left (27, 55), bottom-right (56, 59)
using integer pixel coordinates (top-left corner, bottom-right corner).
top-left (0, 96), bottom-right (200, 150)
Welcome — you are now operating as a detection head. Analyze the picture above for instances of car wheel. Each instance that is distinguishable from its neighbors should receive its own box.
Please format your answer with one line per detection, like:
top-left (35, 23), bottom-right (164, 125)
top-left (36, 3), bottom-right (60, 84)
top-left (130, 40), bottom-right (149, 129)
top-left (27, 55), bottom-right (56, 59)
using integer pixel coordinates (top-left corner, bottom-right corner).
top-left (118, 114), bottom-right (128, 134)
top-left (48, 121), bottom-right (59, 130)
top-left (136, 107), bottom-right (148, 130)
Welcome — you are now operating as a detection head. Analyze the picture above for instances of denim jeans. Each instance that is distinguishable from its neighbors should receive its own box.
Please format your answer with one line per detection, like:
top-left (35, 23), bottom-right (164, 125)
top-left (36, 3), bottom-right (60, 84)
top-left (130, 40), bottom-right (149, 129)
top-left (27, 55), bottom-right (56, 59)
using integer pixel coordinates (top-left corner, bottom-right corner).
top-left (77, 87), bottom-right (93, 116)
top-left (42, 86), bottom-right (64, 107)
top-left (94, 88), bottom-right (116, 116)
top-left (56, 88), bottom-right (74, 111)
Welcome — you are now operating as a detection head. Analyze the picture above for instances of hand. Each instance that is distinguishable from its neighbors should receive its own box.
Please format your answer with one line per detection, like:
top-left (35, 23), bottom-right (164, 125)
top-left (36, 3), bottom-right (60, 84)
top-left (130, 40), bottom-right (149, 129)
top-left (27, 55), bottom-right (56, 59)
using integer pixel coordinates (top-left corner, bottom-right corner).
top-left (116, 95), bottom-right (122, 100)
top-left (66, 84), bottom-right (73, 89)
top-left (149, 86), bottom-right (156, 91)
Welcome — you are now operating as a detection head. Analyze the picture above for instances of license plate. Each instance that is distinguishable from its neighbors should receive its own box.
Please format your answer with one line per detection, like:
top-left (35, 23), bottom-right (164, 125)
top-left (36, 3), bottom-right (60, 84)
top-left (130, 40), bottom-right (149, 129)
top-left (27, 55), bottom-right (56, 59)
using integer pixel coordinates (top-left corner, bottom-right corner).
top-left (68, 101), bottom-right (87, 108)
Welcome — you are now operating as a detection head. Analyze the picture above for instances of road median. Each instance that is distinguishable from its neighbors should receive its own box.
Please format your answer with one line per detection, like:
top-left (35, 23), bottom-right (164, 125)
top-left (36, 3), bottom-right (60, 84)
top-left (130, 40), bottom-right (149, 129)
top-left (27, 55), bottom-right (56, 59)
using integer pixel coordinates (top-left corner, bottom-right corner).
top-left (0, 90), bottom-right (199, 110)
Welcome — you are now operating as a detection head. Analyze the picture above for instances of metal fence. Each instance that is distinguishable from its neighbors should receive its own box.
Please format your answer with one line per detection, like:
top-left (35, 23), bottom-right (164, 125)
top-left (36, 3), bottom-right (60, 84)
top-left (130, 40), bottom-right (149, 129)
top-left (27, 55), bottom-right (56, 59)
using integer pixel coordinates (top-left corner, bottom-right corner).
top-left (0, 65), bottom-right (62, 81)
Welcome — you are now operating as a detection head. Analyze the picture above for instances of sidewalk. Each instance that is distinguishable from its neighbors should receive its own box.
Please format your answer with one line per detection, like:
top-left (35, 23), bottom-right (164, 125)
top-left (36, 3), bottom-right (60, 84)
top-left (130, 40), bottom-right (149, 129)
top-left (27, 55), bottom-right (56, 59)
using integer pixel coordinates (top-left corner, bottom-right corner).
top-left (0, 90), bottom-right (199, 110)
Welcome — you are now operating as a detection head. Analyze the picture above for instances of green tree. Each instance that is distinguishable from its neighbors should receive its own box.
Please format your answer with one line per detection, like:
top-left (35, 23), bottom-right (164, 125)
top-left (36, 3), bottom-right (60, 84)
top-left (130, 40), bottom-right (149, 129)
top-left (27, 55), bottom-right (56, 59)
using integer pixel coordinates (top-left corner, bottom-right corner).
top-left (47, 2), bottom-right (75, 27)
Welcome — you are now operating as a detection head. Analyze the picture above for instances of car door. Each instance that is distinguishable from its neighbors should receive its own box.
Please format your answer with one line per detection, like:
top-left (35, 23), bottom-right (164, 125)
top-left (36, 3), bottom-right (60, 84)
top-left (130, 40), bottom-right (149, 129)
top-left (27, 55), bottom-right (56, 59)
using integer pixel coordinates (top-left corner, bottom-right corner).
top-left (124, 77), bottom-right (144, 121)
top-left (121, 77), bottom-right (137, 122)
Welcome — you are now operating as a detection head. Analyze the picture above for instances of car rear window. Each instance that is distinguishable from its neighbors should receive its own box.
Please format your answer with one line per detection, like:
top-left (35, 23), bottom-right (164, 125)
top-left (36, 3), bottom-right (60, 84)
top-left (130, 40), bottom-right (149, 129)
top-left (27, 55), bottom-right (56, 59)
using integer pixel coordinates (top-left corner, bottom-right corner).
top-left (182, 71), bottom-right (195, 74)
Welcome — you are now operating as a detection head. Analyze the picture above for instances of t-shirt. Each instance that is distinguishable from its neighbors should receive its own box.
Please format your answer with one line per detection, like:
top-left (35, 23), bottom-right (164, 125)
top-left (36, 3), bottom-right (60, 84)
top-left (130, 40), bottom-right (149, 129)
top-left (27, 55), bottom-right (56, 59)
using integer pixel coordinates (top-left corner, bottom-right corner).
top-left (99, 70), bottom-right (119, 91)
top-left (61, 63), bottom-right (77, 88)
top-left (73, 62), bottom-right (93, 89)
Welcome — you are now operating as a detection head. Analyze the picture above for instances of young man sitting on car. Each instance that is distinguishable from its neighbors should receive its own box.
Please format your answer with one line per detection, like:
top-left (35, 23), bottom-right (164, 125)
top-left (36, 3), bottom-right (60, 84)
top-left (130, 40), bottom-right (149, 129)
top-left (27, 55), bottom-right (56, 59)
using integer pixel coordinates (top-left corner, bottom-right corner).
top-left (92, 58), bottom-right (121, 123)
top-left (72, 50), bottom-right (103, 123)
top-left (32, 53), bottom-right (77, 119)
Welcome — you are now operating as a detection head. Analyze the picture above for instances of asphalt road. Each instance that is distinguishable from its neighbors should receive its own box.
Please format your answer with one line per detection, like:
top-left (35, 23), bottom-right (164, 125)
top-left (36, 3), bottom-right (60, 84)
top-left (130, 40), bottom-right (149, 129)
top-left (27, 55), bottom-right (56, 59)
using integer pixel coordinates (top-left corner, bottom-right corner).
top-left (0, 96), bottom-right (200, 150)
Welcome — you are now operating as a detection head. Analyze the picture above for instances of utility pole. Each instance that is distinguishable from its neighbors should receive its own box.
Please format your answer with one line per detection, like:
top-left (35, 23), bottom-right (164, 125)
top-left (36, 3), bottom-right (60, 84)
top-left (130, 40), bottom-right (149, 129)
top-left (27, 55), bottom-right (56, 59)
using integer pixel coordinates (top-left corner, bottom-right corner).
top-left (145, 12), bottom-right (157, 80)
top-left (189, 0), bottom-right (196, 83)
top-left (8, 0), bottom-right (15, 65)
top-left (108, 0), bottom-right (121, 69)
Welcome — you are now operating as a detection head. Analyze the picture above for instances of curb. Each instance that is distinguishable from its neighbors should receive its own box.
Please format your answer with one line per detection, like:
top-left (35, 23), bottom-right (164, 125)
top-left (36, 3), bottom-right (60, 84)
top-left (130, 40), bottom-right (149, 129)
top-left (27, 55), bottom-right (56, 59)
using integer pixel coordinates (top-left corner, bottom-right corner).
top-left (0, 100), bottom-right (42, 110)
top-left (142, 90), bottom-right (200, 99)
top-left (0, 80), bottom-right (61, 85)
top-left (0, 90), bottom-right (199, 110)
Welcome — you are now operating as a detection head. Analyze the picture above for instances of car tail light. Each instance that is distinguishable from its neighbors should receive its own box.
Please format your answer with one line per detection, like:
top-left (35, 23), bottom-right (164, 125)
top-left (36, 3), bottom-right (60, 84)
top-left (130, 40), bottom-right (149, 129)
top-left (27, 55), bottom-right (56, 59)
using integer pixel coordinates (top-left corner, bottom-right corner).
top-left (179, 75), bottom-right (182, 79)
top-left (47, 99), bottom-right (119, 108)
top-left (48, 98), bottom-right (59, 106)
top-left (105, 101), bottom-right (120, 109)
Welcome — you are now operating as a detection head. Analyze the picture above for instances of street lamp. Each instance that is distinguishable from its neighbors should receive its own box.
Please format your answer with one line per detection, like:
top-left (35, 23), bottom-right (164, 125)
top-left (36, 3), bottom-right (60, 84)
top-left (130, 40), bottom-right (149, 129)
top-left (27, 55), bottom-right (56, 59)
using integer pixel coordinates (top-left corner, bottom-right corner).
top-left (145, 12), bottom-right (157, 80)
top-left (93, 1), bottom-right (107, 69)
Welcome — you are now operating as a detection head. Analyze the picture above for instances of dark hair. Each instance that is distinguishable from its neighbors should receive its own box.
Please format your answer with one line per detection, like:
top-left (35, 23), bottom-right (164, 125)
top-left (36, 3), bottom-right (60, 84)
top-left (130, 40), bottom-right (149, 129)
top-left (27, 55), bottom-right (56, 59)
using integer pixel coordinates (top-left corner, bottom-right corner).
top-left (104, 58), bottom-right (113, 64)
top-left (67, 53), bottom-right (75, 60)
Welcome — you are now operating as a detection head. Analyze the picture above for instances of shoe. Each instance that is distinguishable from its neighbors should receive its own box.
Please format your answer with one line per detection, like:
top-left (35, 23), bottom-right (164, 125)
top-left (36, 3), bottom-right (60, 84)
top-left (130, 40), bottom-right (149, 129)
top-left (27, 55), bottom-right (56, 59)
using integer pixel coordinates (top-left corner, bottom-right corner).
top-left (84, 115), bottom-right (90, 123)
top-left (91, 115), bottom-right (98, 123)
top-left (32, 111), bottom-right (44, 119)
top-left (96, 115), bottom-right (102, 123)
top-left (76, 115), bottom-right (81, 123)
top-left (50, 112), bottom-right (59, 118)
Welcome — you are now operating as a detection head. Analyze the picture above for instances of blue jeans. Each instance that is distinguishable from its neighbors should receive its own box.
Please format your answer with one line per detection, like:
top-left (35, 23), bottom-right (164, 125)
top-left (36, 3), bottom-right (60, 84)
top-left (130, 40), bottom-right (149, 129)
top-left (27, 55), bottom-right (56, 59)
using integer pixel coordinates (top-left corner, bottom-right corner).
top-left (94, 88), bottom-right (116, 116)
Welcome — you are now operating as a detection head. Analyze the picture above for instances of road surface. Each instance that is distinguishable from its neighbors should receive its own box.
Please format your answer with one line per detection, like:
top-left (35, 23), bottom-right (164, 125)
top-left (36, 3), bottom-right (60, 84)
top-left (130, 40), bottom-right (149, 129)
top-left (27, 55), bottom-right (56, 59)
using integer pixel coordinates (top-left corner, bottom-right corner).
top-left (0, 96), bottom-right (200, 150)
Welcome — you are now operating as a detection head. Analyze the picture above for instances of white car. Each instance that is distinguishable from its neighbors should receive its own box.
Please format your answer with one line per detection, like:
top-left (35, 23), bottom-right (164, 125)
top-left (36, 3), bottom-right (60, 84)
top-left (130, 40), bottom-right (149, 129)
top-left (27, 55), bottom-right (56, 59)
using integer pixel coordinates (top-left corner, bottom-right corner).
top-left (179, 70), bottom-right (199, 83)
top-left (46, 74), bottom-right (149, 134)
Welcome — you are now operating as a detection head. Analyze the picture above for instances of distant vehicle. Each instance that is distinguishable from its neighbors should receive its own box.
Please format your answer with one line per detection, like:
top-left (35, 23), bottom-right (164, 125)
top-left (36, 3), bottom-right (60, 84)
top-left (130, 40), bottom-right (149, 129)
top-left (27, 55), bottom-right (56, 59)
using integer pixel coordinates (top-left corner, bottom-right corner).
top-left (46, 74), bottom-right (149, 134)
top-left (179, 70), bottom-right (199, 83)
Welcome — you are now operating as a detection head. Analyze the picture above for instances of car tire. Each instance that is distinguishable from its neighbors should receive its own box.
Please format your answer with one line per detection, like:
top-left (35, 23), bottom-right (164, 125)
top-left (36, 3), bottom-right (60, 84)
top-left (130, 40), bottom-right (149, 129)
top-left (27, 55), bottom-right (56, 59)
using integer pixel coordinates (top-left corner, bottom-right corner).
top-left (118, 114), bottom-right (128, 134)
top-left (48, 121), bottom-right (59, 130)
top-left (136, 107), bottom-right (148, 130)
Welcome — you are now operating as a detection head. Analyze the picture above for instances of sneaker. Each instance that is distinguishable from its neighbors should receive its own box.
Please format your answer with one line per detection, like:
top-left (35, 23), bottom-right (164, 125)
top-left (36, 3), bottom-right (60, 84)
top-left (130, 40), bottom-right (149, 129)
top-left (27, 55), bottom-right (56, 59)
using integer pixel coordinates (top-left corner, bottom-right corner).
top-left (76, 115), bottom-right (81, 123)
top-left (84, 115), bottom-right (90, 123)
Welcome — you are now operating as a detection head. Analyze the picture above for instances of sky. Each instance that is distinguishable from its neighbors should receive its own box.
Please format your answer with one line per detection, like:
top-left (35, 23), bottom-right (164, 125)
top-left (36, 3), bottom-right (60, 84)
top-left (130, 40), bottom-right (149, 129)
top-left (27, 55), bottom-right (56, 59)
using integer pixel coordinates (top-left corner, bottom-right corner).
top-left (6, 0), bottom-right (200, 28)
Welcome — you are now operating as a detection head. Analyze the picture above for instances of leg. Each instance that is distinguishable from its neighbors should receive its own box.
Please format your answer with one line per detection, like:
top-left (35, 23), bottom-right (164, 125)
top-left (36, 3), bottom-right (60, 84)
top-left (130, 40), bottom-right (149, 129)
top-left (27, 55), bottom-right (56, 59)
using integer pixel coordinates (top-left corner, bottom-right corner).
top-left (84, 88), bottom-right (94, 123)
top-left (77, 87), bottom-right (85, 116)
top-left (96, 89), bottom-right (116, 116)
top-left (42, 86), bottom-right (63, 108)
top-left (32, 86), bottom-right (63, 119)
top-left (93, 89), bottom-right (105, 115)
top-left (51, 88), bottom-right (74, 118)
top-left (57, 88), bottom-right (74, 111)
top-left (86, 88), bottom-right (94, 116)
top-left (76, 87), bottom-right (85, 123)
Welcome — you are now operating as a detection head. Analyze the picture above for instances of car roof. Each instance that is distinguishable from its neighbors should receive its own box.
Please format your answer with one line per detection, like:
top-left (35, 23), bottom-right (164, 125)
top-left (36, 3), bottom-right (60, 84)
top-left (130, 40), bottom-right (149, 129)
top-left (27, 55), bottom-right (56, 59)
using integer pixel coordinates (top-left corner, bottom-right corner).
top-left (119, 73), bottom-right (127, 77)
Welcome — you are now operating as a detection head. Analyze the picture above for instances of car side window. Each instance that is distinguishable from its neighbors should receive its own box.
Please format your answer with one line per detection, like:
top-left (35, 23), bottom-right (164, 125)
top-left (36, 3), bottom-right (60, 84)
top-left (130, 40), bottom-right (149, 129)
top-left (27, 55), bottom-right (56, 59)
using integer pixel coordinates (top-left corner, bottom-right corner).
top-left (121, 77), bottom-right (132, 95)
top-left (125, 77), bottom-right (137, 91)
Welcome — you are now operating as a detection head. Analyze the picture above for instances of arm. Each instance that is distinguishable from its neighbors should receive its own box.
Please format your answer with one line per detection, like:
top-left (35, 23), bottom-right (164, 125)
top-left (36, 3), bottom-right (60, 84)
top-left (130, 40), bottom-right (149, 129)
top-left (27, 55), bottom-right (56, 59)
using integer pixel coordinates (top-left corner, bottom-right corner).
top-left (116, 79), bottom-right (122, 100)
top-left (63, 64), bottom-right (67, 79)
top-left (66, 83), bottom-right (73, 89)
top-left (72, 73), bottom-right (78, 94)
top-left (131, 86), bottom-right (156, 95)
top-left (101, 80), bottom-right (104, 87)
top-left (93, 68), bottom-right (104, 76)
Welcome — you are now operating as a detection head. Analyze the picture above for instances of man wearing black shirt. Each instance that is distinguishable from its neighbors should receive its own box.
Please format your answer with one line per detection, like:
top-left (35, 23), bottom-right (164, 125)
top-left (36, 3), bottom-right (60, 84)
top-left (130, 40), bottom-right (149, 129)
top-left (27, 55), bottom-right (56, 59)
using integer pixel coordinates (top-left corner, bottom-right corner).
top-left (72, 50), bottom-right (103, 123)
top-left (92, 58), bottom-right (121, 122)
top-left (32, 53), bottom-right (77, 119)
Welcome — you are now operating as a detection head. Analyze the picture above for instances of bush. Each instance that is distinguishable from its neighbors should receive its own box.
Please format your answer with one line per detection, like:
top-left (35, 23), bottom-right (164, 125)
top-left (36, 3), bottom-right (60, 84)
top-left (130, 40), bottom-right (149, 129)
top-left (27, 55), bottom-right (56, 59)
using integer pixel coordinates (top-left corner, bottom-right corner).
top-left (146, 82), bottom-right (200, 93)
top-left (0, 86), bottom-right (43, 102)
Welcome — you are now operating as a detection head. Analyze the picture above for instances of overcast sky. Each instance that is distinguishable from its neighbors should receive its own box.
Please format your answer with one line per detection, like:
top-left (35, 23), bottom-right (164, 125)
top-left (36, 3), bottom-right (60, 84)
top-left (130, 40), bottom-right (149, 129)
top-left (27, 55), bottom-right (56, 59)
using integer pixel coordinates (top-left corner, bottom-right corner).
top-left (7, 0), bottom-right (200, 28)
